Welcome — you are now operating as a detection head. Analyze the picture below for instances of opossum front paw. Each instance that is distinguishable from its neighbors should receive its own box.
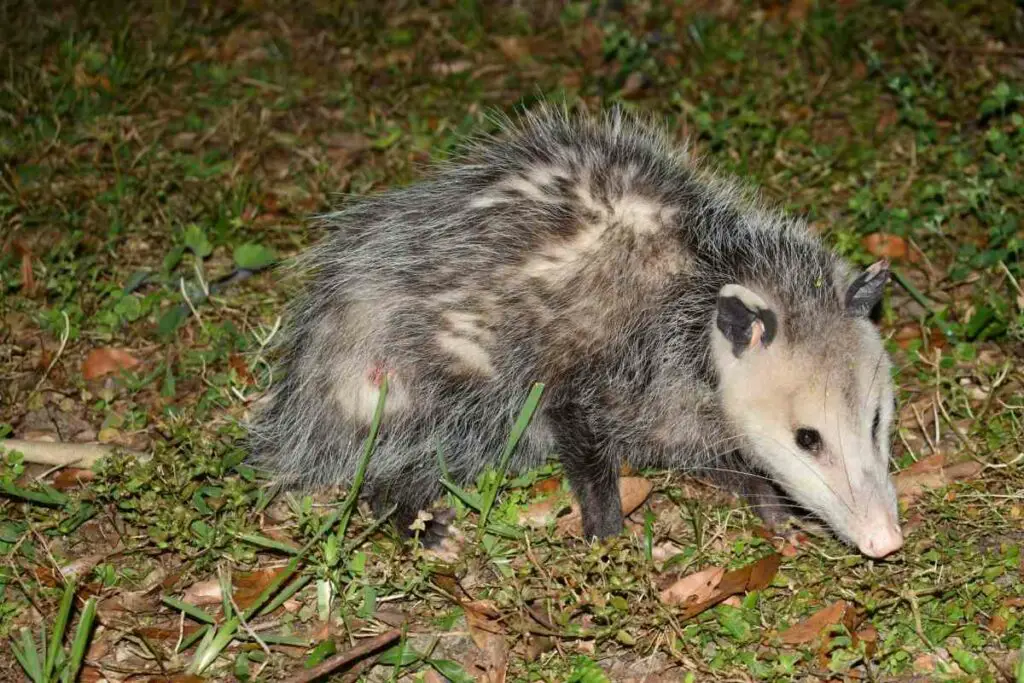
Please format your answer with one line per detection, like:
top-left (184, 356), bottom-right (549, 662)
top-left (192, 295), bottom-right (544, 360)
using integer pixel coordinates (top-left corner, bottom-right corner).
top-left (581, 506), bottom-right (624, 541)
top-left (740, 480), bottom-right (796, 531)
top-left (413, 507), bottom-right (457, 550)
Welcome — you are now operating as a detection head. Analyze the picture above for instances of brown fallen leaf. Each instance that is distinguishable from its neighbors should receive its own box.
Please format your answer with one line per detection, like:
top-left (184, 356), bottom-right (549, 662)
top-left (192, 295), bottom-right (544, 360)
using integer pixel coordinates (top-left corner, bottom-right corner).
top-left (779, 600), bottom-right (853, 645)
top-left (181, 578), bottom-right (222, 606)
top-left (785, 0), bottom-right (810, 23)
top-left (518, 496), bottom-right (565, 528)
top-left (989, 613), bottom-right (1008, 635)
top-left (861, 232), bottom-right (907, 260)
top-left (234, 567), bottom-right (288, 610)
top-left (555, 477), bottom-right (654, 536)
top-left (658, 565), bottom-right (725, 608)
top-left (82, 347), bottom-right (141, 380)
top-left (79, 667), bottom-right (105, 683)
top-left (875, 107), bottom-right (899, 135)
top-left (854, 624), bottom-right (879, 658)
top-left (52, 467), bottom-right (96, 490)
top-left (530, 476), bottom-right (561, 496)
top-left (228, 354), bottom-right (255, 385)
top-left (619, 72), bottom-right (647, 99)
top-left (464, 600), bottom-right (508, 683)
top-left (895, 453), bottom-right (984, 503)
top-left (495, 36), bottom-right (529, 62)
top-left (659, 553), bottom-right (781, 620)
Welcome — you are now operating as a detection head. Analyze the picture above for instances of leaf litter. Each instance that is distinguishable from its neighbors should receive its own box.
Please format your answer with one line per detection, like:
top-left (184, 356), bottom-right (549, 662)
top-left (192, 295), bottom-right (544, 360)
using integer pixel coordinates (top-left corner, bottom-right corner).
top-left (1, 1), bottom-right (1022, 681)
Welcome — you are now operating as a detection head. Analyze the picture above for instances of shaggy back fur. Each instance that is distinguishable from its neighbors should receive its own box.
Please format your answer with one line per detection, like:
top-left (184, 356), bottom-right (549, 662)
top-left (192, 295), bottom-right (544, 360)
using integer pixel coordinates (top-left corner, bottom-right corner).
top-left (248, 105), bottom-right (893, 544)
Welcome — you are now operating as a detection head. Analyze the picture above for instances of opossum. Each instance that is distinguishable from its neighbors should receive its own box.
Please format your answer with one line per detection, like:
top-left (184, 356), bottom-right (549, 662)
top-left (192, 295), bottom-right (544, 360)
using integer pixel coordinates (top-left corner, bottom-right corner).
top-left (249, 105), bottom-right (904, 559)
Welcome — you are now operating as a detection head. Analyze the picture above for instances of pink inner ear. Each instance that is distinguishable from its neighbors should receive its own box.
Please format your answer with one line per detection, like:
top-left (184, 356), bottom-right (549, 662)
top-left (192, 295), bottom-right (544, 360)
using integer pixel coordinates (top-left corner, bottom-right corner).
top-left (748, 319), bottom-right (765, 350)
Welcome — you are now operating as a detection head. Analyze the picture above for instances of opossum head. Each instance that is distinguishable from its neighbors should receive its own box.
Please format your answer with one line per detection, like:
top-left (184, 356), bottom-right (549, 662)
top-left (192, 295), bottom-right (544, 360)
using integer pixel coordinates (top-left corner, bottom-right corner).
top-left (711, 261), bottom-right (903, 559)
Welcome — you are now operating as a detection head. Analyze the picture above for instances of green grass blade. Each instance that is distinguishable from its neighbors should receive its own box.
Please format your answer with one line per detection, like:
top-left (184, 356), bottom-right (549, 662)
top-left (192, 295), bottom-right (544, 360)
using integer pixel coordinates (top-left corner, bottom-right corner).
top-left (243, 632), bottom-right (310, 646)
top-left (0, 481), bottom-right (68, 507)
top-left (439, 478), bottom-right (483, 512)
top-left (193, 617), bottom-right (240, 674)
top-left (219, 568), bottom-right (233, 621)
top-left (177, 624), bottom-right (211, 654)
top-left (63, 597), bottom-right (96, 683)
top-left (12, 628), bottom-right (44, 683)
top-left (336, 373), bottom-right (389, 538)
top-left (256, 574), bottom-right (312, 618)
top-left (478, 382), bottom-right (544, 532)
top-left (45, 579), bottom-right (77, 676)
top-left (160, 595), bottom-right (217, 624)
top-left (234, 531), bottom-right (299, 554)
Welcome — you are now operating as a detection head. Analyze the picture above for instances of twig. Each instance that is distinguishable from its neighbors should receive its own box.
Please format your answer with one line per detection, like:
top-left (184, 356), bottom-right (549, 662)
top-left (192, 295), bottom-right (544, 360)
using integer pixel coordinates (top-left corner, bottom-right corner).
top-left (230, 594), bottom-right (272, 670)
top-left (180, 276), bottom-right (208, 334)
top-left (284, 629), bottom-right (401, 683)
top-left (0, 439), bottom-right (134, 468)
top-left (936, 394), bottom-right (979, 458)
top-left (32, 311), bottom-right (69, 394)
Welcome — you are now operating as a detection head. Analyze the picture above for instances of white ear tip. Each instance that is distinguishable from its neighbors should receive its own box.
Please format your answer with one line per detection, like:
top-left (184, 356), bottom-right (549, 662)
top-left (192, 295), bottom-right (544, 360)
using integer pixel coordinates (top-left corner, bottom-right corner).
top-left (718, 283), bottom-right (769, 311)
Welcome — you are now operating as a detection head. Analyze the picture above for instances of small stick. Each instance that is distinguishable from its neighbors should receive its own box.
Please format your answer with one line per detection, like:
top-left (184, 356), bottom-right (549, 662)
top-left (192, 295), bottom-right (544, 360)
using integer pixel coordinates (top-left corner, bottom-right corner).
top-left (283, 629), bottom-right (401, 683)
top-left (32, 311), bottom-right (69, 394)
top-left (0, 439), bottom-right (135, 468)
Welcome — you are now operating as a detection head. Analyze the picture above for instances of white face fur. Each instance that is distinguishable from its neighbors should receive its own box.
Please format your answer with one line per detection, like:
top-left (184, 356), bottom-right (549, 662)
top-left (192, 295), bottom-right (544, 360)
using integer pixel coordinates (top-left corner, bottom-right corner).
top-left (711, 262), bottom-right (904, 559)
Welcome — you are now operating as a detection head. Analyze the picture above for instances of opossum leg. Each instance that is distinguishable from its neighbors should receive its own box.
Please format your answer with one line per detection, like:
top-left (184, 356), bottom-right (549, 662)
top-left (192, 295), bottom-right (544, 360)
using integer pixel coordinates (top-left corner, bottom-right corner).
top-left (700, 454), bottom-right (795, 530)
top-left (548, 403), bottom-right (623, 540)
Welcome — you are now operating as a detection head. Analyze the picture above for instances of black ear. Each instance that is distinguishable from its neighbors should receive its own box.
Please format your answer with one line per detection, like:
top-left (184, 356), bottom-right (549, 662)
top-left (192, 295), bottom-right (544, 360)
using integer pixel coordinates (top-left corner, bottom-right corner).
top-left (846, 260), bottom-right (889, 318)
top-left (716, 285), bottom-right (777, 357)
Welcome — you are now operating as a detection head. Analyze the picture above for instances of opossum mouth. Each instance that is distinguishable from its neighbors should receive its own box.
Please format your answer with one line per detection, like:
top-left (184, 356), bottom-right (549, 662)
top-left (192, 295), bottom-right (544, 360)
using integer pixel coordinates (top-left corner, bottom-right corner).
top-left (754, 487), bottom-right (903, 559)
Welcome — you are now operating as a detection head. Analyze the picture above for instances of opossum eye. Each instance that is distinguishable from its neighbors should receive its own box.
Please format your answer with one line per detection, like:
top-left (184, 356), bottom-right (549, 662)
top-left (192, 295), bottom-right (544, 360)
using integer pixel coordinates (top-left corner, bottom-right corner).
top-left (795, 428), bottom-right (822, 453)
top-left (871, 409), bottom-right (881, 444)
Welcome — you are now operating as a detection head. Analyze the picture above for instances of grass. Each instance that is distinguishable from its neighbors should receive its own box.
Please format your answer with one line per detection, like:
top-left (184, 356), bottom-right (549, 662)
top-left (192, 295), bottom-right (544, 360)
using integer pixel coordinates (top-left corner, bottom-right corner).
top-left (1, 0), bottom-right (1024, 680)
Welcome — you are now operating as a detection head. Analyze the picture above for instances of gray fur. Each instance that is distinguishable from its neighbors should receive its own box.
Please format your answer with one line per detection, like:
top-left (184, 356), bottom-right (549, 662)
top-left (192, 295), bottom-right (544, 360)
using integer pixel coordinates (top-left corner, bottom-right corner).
top-left (248, 104), bottom-right (897, 547)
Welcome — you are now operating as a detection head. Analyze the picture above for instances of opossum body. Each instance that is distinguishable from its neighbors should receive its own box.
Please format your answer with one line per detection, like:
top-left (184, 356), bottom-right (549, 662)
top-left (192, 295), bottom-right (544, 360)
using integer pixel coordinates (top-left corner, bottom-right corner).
top-left (249, 106), bottom-right (904, 559)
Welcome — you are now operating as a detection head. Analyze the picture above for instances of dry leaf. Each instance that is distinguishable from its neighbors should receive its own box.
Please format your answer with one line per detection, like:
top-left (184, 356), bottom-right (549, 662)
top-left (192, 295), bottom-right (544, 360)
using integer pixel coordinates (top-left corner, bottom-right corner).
top-left (52, 468), bottom-right (96, 490)
top-left (234, 567), bottom-right (288, 610)
top-left (423, 671), bottom-right (447, 683)
top-left (530, 476), bottom-right (561, 496)
top-left (79, 666), bottom-right (105, 683)
top-left (228, 354), bottom-right (255, 385)
top-left (785, 0), bottom-right (810, 23)
top-left (464, 600), bottom-right (508, 683)
top-left (659, 565), bottom-right (726, 607)
top-left (518, 496), bottom-right (564, 528)
top-left (854, 624), bottom-right (879, 657)
top-left (659, 553), bottom-right (781, 619)
top-left (861, 232), bottom-right (907, 260)
top-left (989, 613), bottom-right (1008, 634)
top-left (61, 552), bottom-right (111, 581)
top-left (875, 108), bottom-right (899, 134)
top-left (82, 347), bottom-right (141, 380)
top-left (181, 578), bottom-right (222, 606)
top-left (619, 72), bottom-right (646, 99)
top-left (895, 454), bottom-right (983, 503)
top-left (779, 600), bottom-right (852, 645)
top-left (495, 36), bottom-right (528, 62)
top-left (555, 477), bottom-right (654, 536)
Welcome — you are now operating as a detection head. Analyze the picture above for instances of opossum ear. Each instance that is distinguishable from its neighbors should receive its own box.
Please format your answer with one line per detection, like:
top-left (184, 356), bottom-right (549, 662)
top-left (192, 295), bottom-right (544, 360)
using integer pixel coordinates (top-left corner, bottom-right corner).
top-left (716, 284), bottom-right (778, 356)
top-left (846, 260), bottom-right (889, 319)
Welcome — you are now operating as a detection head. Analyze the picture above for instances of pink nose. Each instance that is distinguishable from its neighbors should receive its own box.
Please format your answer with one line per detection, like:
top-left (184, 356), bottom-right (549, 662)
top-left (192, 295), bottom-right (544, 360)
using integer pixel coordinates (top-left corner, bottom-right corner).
top-left (858, 525), bottom-right (904, 559)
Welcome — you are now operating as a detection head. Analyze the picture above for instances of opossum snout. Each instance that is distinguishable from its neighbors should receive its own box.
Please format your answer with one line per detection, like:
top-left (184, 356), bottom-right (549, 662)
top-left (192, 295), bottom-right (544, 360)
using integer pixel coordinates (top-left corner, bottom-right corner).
top-left (853, 516), bottom-right (903, 559)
